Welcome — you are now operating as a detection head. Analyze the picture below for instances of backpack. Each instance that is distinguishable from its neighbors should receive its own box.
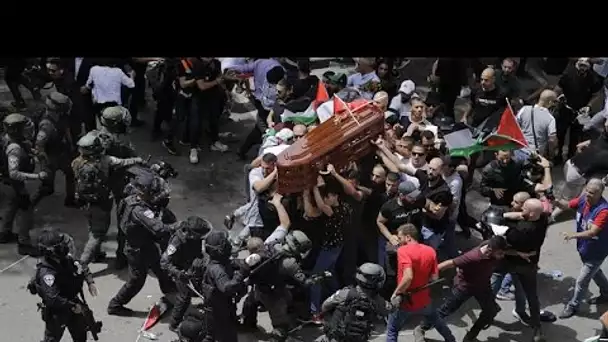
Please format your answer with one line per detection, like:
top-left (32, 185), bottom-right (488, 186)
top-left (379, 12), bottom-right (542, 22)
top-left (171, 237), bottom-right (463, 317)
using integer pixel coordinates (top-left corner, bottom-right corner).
top-left (72, 157), bottom-right (111, 204)
top-left (146, 61), bottom-right (167, 96)
top-left (325, 288), bottom-right (376, 342)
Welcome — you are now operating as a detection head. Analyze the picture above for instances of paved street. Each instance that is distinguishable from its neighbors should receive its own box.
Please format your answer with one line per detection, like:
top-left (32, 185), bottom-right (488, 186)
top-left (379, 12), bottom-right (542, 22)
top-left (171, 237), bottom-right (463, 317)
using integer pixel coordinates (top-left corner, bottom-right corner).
top-left (0, 62), bottom-right (606, 342)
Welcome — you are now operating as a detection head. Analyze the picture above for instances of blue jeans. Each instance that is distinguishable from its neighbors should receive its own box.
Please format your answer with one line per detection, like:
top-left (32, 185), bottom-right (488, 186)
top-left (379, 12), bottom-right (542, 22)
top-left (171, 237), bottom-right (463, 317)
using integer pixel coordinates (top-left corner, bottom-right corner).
top-left (378, 237), bottom-right (387, 268)
top-left (568, 256), bottom-right (608, 309)
top-left (491, 272), bottom-right (526, 314)
top-left (386, 304), bottom-right (456, 342)
top-left (499, 273), bottom-right (513, 293)
top-left (310, 246), bottom-right (342, 313)
top-left (422, 225), bottom-right (458, 259)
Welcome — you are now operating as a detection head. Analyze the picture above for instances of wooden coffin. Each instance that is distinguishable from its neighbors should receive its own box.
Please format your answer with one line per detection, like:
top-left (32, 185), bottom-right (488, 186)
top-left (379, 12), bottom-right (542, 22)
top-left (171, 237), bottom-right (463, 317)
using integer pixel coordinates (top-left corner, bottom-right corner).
top-left (276, 103), bottom-right (384, 194)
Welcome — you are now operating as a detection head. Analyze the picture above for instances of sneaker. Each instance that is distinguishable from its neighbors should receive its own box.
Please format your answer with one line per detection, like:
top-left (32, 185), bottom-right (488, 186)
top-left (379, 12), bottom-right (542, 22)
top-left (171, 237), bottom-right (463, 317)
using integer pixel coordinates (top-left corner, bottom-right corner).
top-left (107, 304), bottom-right (134, 316)
top-left (162, 140), bottom-right (178, 156)
top-left (0, 231), bottom-right (18, 244)
top-left (512, 309), bottom-right (532, 326)
top-left (558, 305), bottom-right (577, 319)
top-left (211, 141), bottom-right (229, 152)
top-left (189, 148), bottom-right (199, 164)
top-left (496, 291), bottom-right (515, 301)
top-left (413, 325), bottom-right (425, 342)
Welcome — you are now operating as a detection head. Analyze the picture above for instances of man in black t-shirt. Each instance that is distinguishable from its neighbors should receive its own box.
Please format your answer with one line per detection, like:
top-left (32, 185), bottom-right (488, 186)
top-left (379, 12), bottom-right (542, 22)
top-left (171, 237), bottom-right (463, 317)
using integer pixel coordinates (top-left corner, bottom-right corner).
top-left (191, 58), bottom-right (229, 159)
top-left (376, 180), bottom-right (425, 267)
top-left (499, 198), bottom-right (549, 342)
top-left (463, 67), bottom-right (508, 129)
top-left (555, 58), bottom-right (603, 163)
top-left (418, 157), bottom-right (453, 251)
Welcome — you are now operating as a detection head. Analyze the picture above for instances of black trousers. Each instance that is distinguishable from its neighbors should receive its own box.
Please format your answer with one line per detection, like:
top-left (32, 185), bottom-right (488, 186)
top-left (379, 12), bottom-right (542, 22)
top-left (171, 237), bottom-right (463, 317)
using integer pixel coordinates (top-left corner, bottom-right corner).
top-left (43, 310), bottom-right (87, 342)
top-left (110, 245), bottom-right (175, 306)
top-left (128, 65), bottom-right (147, 121)
top-left (71, 92), bottom-right (96, 136)
top-left (4, 61), bottom-right (28, 104)
top-left (510, 264), bottom-right (542, 328)
top-left (436, 285), bottom-right (499, 335)
top-left (556, 108), bottom-right (583, 159)
top-left (438, 85), bottom-right (460, 119)
top-left (170, 279), bottom-right (193, 326)
top-left (238, 98), bottom-right (268, 157)
top-left (153, 90), bottom-right (176, 140)
top-left (203, 303), bottom-right (238, 342)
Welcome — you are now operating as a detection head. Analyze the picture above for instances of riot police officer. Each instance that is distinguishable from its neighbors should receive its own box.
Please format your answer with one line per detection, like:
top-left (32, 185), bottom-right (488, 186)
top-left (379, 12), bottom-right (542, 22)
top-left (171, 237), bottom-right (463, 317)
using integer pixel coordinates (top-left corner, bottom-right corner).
top-left (95, 105), bottom-right (137, 269)
top-left (0, 113), bottom-right (47, 255)
top-left (32, 92), bottom-right (77, 207)
top-left (107, 173), bottom-right (178, 316)
top-left (71, 133), bottom-right (143, 268)
top-left (160, 215), bottom-right (212, 331)
top-left (202, 230), bottom-right (249, 342)
top-left (322, 263), bottom-right (395, 342)
top-left (242, 230), bottom-right (321, 341)
top-left (28, 228), bottom-right (99, 342)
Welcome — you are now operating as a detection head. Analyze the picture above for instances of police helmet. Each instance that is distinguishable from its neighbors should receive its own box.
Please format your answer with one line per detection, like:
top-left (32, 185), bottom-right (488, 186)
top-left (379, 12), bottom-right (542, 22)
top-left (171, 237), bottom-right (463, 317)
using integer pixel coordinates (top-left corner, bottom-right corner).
top-left (434, 115), bottom-right (455, 134)
top-left (182, 216), bottom-right (213, 238)
top-left (481, 206), bottom-right (506, 226)
top-left (38, 227), bottom-right (71, 259)
top-left (45, 92), bottom-right (72, 114)
top-left (131, 173), bottom-right (163, 197)
top-left (281, 230), bottom-right (312, 256)
top-left (355, 263), bottom-right (386, 290)
top-left (150, 161), bottom-right (178, 179)
top-left (178, 318), bottom-right (205, 341)
top-left (77, 133), bottom-right (104, 156)
top-left (100, 106), bottom-right (131, 133)
top-left (3, 113), bottom-right (29, 136)
top-left (205, 230), bottom-right (232, 260)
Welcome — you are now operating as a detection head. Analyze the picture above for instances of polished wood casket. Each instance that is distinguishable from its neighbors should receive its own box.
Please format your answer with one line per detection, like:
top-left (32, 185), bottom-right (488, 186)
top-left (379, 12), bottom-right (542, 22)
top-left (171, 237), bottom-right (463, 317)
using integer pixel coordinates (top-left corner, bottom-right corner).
top-left (276, 102), bottom-right (384, 194)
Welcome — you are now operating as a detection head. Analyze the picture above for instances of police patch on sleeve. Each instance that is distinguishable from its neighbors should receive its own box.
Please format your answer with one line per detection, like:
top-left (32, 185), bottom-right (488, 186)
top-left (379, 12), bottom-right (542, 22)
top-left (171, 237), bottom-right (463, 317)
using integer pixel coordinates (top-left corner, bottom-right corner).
top-left (167, 245), bottom-right (177, 255)
top-left (43, 274), bottom-right (55, 286)
top-left (143, 210), bottom-right (155, 219)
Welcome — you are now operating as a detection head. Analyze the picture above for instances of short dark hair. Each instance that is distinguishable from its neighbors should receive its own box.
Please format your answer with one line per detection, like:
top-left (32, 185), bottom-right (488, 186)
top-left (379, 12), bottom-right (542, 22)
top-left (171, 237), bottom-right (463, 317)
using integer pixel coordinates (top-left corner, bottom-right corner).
top-left (262, 153), bottom-right (278, 164)
top-left (320, 179), bottom-right (343, 198)
top-left (346, 169), bottom-right (359, 181)
top-left (386, 172), bottom-right (400, 182)
top-left (421, 130), bottom-right (435, 140)
top-left (397, 223), bottom-right (419, 240)
top-left (486, 235), bottom-right (507, 251)
top-left (297, 59), bottom-right (311, 74)
top-left (266, 66), bottom-right (285, 85)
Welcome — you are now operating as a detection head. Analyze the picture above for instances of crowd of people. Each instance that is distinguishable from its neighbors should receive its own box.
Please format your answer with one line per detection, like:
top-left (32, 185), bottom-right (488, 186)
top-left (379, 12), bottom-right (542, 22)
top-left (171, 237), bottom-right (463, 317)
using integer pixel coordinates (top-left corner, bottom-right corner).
top-left (3, 57), bottom-right (608, 342)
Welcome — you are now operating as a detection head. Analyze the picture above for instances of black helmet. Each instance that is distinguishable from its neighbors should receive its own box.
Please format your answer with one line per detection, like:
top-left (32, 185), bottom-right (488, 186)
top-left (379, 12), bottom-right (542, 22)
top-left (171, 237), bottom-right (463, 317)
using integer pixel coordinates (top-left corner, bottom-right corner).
top-left (181, 216), bottom-right (213, 238)
top-left (356, 263), bottom-right (386, 290)
top-left (178, 318), bottom-right (205, 341)
top-left (205, 230), bottom-right (231, 260)
top-left (38, 228), bottom-right (71, 259)
top-left (481, 206), bottom-right (506, 226)
top-left (132, 173), bottom-right (163, 197)
top-left (150, 161), bottom-right (178, 179)
top-left (281, 230), bottom-right (312, 256)
top-left (434, 115), bottom-right (455, 133)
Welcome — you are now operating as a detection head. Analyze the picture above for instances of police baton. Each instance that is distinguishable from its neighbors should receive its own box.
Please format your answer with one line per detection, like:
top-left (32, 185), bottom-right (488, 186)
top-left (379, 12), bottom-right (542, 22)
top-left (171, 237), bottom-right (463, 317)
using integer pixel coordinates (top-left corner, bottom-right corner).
top-left (399, 278), bottom-right (445, 306)
top-left (187, 280), bottom-right (206, 302)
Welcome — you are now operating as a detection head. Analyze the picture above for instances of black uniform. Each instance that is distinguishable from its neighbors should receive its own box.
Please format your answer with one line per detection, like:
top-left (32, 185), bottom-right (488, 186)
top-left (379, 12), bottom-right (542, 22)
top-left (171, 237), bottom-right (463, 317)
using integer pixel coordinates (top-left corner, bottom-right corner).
top-left (30, 257), bottom-right (94, 342)
top-left (108, 194), bottom-right (176, 313)
top-left (241, 246), bottom-right (313, 340)
top-left (202, 231), bottom-right (248, 342)
top-left (480, 159), bottom-right (525, 207)
top-left (160, 229), bottom-right (207, 328)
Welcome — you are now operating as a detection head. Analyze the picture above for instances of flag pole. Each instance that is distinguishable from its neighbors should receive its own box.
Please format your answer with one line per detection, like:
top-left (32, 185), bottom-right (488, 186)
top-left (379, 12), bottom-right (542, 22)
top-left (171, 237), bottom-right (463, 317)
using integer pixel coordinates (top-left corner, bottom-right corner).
top-left (336, 96), bottom-right (361, 126)
top-left (504, 97), bottom-right (529, 148)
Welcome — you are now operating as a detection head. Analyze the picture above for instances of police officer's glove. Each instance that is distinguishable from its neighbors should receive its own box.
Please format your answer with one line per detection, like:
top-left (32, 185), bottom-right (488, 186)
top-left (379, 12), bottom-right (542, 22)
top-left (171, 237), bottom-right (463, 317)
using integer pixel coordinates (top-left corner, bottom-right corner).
top-left (37, 171), bottom-right (49, 180)
top-left (245, 253), bottom-right (261, 267)
top-left (72, 303), bottom-right (83, 314)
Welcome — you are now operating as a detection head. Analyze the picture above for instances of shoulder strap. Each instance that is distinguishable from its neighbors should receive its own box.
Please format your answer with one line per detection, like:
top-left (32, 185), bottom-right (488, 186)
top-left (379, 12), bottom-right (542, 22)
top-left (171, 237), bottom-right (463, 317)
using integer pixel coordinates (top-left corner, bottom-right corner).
top-left (528, 106), bottom-right (539, 152)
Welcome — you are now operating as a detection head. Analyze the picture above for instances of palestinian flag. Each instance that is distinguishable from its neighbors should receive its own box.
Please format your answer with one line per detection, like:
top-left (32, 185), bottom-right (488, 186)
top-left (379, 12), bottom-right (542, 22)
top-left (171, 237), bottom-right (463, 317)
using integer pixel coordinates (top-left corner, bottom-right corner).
top-left (280, 97), bottom-right (317, 125)
top-left (313, 80), bottom-right (330, 109)
top-left (446, 104), bottom-right (528, 157)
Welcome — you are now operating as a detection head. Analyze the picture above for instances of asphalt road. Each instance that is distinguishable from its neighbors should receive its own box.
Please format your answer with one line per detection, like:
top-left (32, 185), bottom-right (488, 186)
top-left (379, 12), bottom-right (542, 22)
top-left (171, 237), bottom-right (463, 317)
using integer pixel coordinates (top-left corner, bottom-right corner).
top-left (0, 64), bottom-right (606, 342)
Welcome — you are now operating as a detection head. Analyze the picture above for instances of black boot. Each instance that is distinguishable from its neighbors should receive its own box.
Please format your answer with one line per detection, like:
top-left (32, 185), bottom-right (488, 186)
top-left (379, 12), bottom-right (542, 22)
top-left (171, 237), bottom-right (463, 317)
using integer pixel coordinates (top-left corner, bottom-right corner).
top-left (107, 300), bottom-right (134, 316)
top-left (533, 327), bottom-right (546, 342)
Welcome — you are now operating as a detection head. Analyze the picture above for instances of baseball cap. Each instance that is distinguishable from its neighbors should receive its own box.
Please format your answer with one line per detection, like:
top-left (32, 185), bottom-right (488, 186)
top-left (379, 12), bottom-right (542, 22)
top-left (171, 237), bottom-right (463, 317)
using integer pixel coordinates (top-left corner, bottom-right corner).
top-left (327, 73), bottom-right (347, 87)
top-left (399, 80), bottom-right (416, 95)
top-left (275, 128), bottom-right (294, 142)
top-left (398, 180), bottom-right (421, 200)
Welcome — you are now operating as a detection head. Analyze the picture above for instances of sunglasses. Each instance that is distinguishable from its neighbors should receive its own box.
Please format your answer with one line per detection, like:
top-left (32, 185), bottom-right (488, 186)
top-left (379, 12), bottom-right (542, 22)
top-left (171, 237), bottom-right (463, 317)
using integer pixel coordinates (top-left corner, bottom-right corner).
top-left (412, 152), bottom-right (426, 156)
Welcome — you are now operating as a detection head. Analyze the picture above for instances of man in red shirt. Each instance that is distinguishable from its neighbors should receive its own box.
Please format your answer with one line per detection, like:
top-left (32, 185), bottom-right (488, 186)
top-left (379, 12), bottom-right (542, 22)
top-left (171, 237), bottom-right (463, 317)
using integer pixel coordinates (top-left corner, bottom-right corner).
top-left (385, 224), bottom-right (456, 342)
top-left (553, 178), bottom-right (608, 319)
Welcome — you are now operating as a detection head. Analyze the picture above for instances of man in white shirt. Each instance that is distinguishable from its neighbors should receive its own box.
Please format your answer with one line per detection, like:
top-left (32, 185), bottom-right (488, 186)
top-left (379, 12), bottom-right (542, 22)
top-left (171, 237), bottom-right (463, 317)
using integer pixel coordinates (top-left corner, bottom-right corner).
top-left (441, 156), bottom-right (463, 258)
top-left (82, 59), bottom-right (135, 119)
top-left (347, 57), bottom-right (380, 100)
top-left (515, 89), bottom-right (557, 159)
top-left (388, 80), bottom-right (419, 121)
